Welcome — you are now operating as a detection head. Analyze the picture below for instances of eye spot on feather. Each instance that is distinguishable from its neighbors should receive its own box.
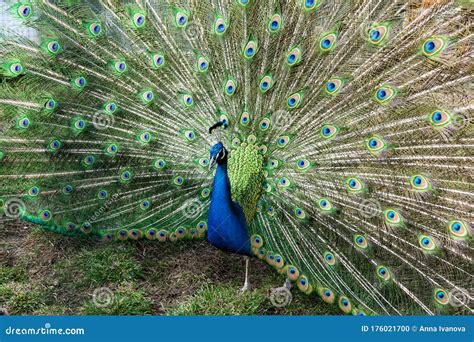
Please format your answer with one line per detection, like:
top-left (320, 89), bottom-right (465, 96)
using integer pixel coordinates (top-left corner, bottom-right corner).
top-left (376, 265), bottom-right (391, 281)
top-left (422, 37), bottom-right (446, 58)
top-left (338, 296), bottom-right (352, 314)
top-left (268, 14), bottom-right (282, 32)
top-left (17, 4), bottom-right (32, 18)
top-left (448, 220), bottom-right (469, 240)
top-left (434, 288), bottom-right (449, 305)
top-left (319, 32), bottom-right (337, 52)
top-left (28, 186), bottom-right (40, 197)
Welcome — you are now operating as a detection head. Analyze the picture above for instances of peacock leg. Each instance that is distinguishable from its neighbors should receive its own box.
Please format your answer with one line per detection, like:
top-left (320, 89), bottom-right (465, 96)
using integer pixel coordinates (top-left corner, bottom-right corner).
top-left (239, 256), bottom-right (251, 292)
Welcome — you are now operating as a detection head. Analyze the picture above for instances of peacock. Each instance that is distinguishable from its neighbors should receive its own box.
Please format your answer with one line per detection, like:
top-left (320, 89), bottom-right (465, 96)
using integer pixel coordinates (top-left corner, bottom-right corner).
top-left (0, 0), bottom-right (472, 315)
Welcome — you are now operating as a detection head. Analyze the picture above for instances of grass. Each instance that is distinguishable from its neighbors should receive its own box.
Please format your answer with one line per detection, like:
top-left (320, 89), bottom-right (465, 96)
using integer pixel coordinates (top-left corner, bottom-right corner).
top-left (0, 222), bottom-right (341, 316)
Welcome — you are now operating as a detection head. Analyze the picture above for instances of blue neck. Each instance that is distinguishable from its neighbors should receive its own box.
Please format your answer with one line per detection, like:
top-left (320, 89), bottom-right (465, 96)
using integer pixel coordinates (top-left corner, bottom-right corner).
top-left (211, 160), bottom-right (232, 208)
top-left (207, 159), bottom-right (250, 255)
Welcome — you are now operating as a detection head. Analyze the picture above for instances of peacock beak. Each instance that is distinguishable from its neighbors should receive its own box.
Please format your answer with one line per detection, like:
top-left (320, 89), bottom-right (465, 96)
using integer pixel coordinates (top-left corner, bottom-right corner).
top-left (209, 156), bottom-right (217, 170)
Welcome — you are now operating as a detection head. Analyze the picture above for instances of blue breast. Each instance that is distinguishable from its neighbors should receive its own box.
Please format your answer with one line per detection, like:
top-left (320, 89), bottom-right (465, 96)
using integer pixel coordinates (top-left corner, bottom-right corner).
top-left (207, 160), bottom-right (250, 255)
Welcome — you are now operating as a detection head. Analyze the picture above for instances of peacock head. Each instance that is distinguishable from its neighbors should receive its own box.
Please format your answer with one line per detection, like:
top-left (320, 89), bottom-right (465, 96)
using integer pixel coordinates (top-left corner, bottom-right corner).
top-left (209, 142), bottom-right (227, 170)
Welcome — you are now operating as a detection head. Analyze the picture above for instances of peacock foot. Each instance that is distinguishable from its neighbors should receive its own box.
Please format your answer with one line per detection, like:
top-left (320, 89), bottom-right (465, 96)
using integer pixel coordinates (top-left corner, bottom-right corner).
top-left (239, 282), bottom-right (252, 293)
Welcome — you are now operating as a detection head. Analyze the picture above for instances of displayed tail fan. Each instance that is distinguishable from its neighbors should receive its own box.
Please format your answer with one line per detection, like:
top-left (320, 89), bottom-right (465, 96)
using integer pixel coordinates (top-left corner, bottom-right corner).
top-left (0, 0), bottom-right (472, 315)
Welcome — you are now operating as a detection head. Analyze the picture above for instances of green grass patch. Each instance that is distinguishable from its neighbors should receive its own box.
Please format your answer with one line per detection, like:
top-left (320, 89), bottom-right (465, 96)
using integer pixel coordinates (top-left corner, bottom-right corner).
top-left (55, 243), bottom-right (143, 289)
top-left (0, 265), bottom-right (27, 284)
top-left (0, 283), bottom-right (45, 315)
top-left (81, 283), bottom-right (153, 315)
top-left (167, 284), bottom-right (271, 315)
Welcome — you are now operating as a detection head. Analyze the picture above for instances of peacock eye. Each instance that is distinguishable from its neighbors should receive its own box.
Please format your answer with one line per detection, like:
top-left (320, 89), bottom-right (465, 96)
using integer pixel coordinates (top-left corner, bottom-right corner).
top-left (251, 234), bottom-right (264, 248)
top-left (320, 124), bottom-right (339, 139)
top-left (199, 158), bottom-right (209, 167)
top-left (354, 234), bottom-right (368, 249)
top-left (230, 137), bottom-right (241, 148)
top-left (183, 130), bottom-right (196, 142)
top-left (428, 110), bottom-right (451, 128)
top-left (48, 139), bottom-right (61, 152)
top-left (418, 235), bottom-right (436, 251)
top-left (434, 288), bottom-right (449, 305)
top-left (132, 12), bottom-right (146, 28)
top-left (376, 265), bottom-right (391, 281)
top-left (319, 287), bottom-right (335, 304)
top-left (98, 190), bottom-right (108, 199)
top-left (44, 98), bottom-right (57, 111)
top-left (318, 198), bottom-right (334, 212)
top-left (173, 175), bottom-right (184, 186)
top-left (201, 188), bottom-right (210, 198)
top-left (268, 14), bottom-right (282, 32)
top-left (374, 85), bottom-right (397, 104)
top-left (240, 112), bottom-right (251, 126)
top-left (83, 155), bottom-right (95, 167)
top-left (113, 61), bottom-right (127, 74)
top-left (259, 118), bottom-right (271, 131)
top-left (278, 177), bottom-right (291, 189)
top-left (366, 135), bottom-right (387, 154)
top-left (197, 56), bottom-right (209, 72)
top-left (319, 33), bottom-right (337, 52)
top-left (277, 135), bottom-right (290, 148)
top-left (294, 207), bottom-right (306, 219)
top-left (214, 17), bottom-right (228, 35)
top-left (138, 131), bottom-right (152, 144)
top-left (104, 101), bottom-right (118, 114)
top-left (303, 0), bottom-right (321, 11)
top-left (72, 76), bottom-right (87, 89)
top-left (237, 0), bottom-right (250, 7)
top-left (247, 134), bottom-right (257, 144)
top-left (268, 159), bottom-right (279, 169)
top-left (105, 143), bottom-right (118, 155)
top-left (17, 4), bottom-right (32, 18)
top-left (28, 186), bottom-right (40, 197)
top-left (369, 24), bottom-right (388, 44)
top-left (259, 74), bottom-right (274, 93)
top-left (338, 296), bottom-right (352, 314)
top-left (140, 199), bottom-right (151, 210)
top-left (73, 118), bottom-right (86, 131)
top-left (39, 209), bottom-right (52, 221)
top-left (324, 251), bottom-right (336, 266)
top-left (325, 78), bottom-right (344, 95)
top-left (287, 91), bottom-right (303, 109)
top-left (120, 170), bottom-right (132, 182)
top-left (88, 22), bottom-right (102, 36)
top-left (154, 159), bottom-right (166, 170)
top-left (181, 94), bottom-right (194, 107)
top-left (9, 62), bottom-right (23, 75)
top-left (17, 117), bottom-right (30, 129)
top-left (448, 220), bottom-right (469, 240)
top-left (384, 209), bottom-right (402, 226)
top-left (175, 10), bottom-right (188, 28)
top-left (296, 158), bottom-right (310, 171)
top-left (141, 90), bottom-right (154, 103)
top-left (243, 39), bottom-right (258, 59)
top-left (346, 177), bottom-right (364, 193)
top-left (410, 174), bottom-right (431, 192)
top-left (46, 40), bottom-right (61, 55)
top-left (224, 77), bottom-right (237, 96)
top-left (286, 46), bottom-right (302, 66)
top-left (151, 53), bottom-right (165, 68)
top-left (422, 37), bottom-right (446, 57)
top-left (63, 184), bottom-right (73, 194)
